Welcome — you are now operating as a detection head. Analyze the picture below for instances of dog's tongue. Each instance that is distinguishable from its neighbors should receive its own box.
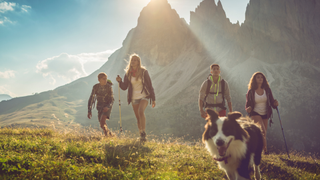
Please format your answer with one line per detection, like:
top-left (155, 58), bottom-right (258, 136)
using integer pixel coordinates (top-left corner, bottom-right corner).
top-left (217, 145), bottom-right (228, 156)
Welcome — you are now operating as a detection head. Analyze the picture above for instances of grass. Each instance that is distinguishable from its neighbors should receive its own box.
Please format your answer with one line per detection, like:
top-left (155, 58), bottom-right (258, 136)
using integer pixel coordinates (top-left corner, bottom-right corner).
top-left (0, 128), bottom-right (319, 180)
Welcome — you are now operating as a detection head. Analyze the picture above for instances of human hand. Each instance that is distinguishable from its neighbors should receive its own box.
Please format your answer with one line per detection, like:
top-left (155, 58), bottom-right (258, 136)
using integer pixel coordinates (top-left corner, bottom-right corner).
top-left (274, 99), bottom-right (279, 107)
top-left (87, 112), bottom-right (92, 119)
top-left (152, 101), bottom-right (156, 108)
top-left (200, 110), bottom-right (207, 119)
top-left (116, 75), bottom-right (122, 83)
top-left (246, 106), bottom-right (252, 113)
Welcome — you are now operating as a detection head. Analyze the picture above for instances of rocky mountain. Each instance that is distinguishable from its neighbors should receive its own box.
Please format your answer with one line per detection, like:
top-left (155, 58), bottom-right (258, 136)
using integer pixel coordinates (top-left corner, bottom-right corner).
top-left (0, 94), bottom-right (11, 102)
top-left (190, 0), bottom-right (320, 152)
top-left (0, 0), bottom-right (319, 152)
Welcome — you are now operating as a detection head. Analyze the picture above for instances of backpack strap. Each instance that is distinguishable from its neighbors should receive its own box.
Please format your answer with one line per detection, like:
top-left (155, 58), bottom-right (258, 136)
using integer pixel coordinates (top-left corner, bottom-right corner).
top-left (221, 79), bottom-right (225, 107)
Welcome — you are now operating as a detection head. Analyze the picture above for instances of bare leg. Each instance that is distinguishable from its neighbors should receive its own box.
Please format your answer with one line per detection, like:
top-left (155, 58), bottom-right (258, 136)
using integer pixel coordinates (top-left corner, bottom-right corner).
top-left (251, 115), bottom-right (267, 152)
top-left (132, 103), bottom-right (141, 132)
top-left (262, 118), bottom-right (269, 152)
top-left (99, 107), bottom-right (112, 136)
top-left (138, 99), bottom-right (148, 132)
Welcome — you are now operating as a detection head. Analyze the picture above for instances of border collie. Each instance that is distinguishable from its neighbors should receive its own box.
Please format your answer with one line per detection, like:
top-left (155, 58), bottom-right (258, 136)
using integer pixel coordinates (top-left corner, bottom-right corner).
top-left (202, 109), bottom-right (263, 180)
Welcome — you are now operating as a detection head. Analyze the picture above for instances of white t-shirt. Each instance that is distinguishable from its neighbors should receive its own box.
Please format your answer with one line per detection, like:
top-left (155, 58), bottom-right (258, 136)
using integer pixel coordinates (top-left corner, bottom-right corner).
top-left (131, 76), bottom-right (147, 100)
top-left (253, 90), bottom-right (267, 115)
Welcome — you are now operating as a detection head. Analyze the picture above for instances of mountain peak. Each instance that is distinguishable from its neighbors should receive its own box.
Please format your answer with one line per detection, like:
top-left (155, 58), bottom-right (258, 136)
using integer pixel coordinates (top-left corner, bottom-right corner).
top-left (124, 0), bottom-right (196, 66)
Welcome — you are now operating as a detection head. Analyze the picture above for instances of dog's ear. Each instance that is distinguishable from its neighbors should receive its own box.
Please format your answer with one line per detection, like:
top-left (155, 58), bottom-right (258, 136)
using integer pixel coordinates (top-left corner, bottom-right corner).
top-left (206, 108), bottom-right (219, 121)
top-left (227, 111), bottom-right (242, 121)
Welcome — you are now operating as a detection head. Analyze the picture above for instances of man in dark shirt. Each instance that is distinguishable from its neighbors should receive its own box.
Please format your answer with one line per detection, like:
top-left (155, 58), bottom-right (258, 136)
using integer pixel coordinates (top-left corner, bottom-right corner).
top-left (88, 72), bottom-right (114, 136)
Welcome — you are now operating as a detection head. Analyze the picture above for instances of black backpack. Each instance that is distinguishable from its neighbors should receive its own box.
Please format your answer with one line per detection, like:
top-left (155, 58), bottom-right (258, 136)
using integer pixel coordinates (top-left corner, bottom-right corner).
top-left (203, 76), bottom-right (226, 110)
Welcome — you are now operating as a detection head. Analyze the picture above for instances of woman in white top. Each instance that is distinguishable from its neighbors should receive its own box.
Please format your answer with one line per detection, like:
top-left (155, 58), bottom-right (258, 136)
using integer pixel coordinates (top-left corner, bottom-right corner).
top-left (116, 54), bottom-right (156, 141)
top-left (245, 72), bottom-right (278, 154)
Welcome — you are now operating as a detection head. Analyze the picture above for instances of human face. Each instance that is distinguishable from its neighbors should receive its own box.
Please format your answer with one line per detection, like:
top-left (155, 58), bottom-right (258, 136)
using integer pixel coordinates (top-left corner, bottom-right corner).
top-left (255, 74), bottom-right (264, 85)
top-left (98, 76), bottom-right (107, 85)
top-left (130, 56), bottom-right (140, 68)
top-left (210, 66), bottom-right (220, 77)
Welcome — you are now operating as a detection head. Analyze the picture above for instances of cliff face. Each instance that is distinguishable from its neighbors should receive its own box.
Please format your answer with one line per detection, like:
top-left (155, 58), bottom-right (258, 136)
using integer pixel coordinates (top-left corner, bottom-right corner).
top-left (189, 0), bottom-right (320, 152)
top-left (241, 0), bottom-right (320, 64)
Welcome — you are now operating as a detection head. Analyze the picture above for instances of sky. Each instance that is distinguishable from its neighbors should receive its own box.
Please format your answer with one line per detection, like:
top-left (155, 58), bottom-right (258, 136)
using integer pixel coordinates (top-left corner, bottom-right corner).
top-left (0, 0), bottom-right (249, 98)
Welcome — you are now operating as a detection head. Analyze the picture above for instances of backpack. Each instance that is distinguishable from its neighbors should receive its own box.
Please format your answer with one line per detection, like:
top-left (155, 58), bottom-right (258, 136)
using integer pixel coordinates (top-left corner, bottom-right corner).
top-left (203, 76), bottom-right (226, 110)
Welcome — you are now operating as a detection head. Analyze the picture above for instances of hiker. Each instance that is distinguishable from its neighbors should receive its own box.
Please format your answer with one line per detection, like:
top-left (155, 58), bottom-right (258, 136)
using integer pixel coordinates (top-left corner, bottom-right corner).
top-left (245, 72), bottom-right (278, 154)
top-left (87, 72), bottom-right (114, 137)
top-left (199, 63), bottom-right (232, 118)
top-left (116, 53), bottom-right (156, 141)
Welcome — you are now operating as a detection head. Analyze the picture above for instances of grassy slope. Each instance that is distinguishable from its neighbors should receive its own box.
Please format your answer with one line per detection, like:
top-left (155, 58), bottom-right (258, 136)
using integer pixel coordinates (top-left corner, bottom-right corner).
top-left (0, 128), bottom-right (319, 180)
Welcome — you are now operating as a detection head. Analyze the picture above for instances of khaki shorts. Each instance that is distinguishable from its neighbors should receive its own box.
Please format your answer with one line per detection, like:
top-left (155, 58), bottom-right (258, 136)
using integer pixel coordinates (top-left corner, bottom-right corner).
top-left (97, 106), bottom-right (112, 120)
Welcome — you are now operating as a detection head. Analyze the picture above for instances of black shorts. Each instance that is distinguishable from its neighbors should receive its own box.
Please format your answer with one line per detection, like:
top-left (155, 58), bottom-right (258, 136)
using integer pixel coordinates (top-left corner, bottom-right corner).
top-left (97, 106), bottom-right (112, 120)
top-left (250, 111), bottom-right (268, 119)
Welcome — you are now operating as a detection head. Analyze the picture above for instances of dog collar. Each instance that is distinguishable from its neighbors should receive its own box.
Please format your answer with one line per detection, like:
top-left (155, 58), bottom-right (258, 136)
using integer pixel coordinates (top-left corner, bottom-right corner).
top-left (213, 154), bottom-right (231, 164)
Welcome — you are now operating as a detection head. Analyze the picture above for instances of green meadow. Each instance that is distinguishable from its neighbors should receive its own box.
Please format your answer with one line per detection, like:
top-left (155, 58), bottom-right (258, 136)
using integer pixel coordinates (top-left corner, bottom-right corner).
top-left (0, 128), bottom-right (319, 179)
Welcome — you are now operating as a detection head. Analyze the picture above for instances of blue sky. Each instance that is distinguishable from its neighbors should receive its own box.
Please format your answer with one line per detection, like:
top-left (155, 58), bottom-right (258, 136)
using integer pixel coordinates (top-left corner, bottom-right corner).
top-left (0, 0), bottom-right (249, 97)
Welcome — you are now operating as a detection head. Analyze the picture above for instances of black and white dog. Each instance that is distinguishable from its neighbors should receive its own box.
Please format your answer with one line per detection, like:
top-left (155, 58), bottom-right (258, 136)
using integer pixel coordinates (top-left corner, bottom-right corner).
top-left (202, 109), bottom-right (263, 180)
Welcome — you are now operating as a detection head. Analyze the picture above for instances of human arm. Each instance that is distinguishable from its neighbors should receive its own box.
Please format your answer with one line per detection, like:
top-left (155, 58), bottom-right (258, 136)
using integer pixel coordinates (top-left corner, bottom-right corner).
top-left (199, 99), bottom-right (207, 118)
top-left (245, 89), bottom-right (252, 113)
top-left (116, 74), bottom-right (129, 90)
top-left (268, 88), bottom-right (278, 108)
top-left (88, 86), bottom-right (95, 113)
top-left (224, 81), bottom-right (232, 112)
top-left (144, 70), bottom-right (156, 102)
top-left (199, 80), bottom-right (208, 118)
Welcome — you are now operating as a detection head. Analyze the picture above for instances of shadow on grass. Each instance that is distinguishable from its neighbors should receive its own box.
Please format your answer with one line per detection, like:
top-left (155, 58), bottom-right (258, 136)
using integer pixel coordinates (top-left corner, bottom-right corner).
top-left (260, 161), bottom-right (295, 179)
top-left (104, 139), bottom-right (152, 169)
top-left (280, 157), bottom-right (320, 174)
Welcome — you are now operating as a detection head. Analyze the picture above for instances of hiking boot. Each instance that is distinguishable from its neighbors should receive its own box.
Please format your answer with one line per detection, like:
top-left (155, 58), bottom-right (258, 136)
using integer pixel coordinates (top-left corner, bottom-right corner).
top-left (140, 131), bottom-right (147, 142)
top-left (104, 129), bottom-right (114, 137)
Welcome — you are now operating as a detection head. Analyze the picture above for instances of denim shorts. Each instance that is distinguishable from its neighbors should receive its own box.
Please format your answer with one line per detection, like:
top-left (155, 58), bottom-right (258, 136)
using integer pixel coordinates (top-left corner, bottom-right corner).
top-left (132, 97), bottom-right (149, 105)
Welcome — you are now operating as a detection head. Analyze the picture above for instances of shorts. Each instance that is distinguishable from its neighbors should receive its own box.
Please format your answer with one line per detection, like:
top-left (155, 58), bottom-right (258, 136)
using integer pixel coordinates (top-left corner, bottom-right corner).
top-left (250, 111), bottom-right (268, 119)
top-left (97, 106), bottom-right (112, 120)
top-left (132, 97), bottom-right (149, 105)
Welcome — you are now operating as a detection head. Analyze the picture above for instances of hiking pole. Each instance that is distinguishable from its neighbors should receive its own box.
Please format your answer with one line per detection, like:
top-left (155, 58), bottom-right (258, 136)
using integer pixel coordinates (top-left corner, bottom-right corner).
top-left (276, 107), bottom-right (290, 158)
top-left (118, 76), bottom-right (123, 133)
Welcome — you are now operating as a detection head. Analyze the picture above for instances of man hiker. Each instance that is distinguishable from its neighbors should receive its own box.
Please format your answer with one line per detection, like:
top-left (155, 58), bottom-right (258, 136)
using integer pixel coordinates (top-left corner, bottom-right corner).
top-left (87, 72), bottom-right (114, 136)
top-left (199, 64), bottom-right (233, 118)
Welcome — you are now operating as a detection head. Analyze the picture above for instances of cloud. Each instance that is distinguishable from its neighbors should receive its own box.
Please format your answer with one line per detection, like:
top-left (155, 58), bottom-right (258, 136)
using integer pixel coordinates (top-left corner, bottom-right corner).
top-left (0, 16), bottom-right (13, 25)
top-left (0, 70), bottom-right (15, 79)
top-left (0, 85), bottom-right (16, 97)
top-left (21, 5), bottom-right (31, 13)
top-left (36, 49), bottom-right (116, 84)
top-left (36, 53), bottom-right (87, 83)
top-left (0, 1), bottom-right (16, 13)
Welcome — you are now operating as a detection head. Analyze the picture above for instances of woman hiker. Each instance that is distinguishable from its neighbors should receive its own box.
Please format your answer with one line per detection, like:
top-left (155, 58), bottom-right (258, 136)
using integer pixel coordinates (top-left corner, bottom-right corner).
top-left (245, 72), bottom-right (279, 154)
top-left (116, 54), bottom-right (156, 141)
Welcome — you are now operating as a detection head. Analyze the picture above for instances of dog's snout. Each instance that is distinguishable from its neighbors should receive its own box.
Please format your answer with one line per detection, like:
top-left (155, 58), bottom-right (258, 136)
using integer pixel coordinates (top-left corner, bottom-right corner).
top-left (216, 139), bottom-right (225, 146)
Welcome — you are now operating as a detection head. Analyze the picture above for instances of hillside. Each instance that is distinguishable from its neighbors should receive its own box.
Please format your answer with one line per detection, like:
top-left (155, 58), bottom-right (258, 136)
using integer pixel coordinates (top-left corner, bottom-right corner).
top-left (0, 94), bottom-right (11, 102)
top-left (0, 128), bottom-right (319, 179)
top-left (0, 0), bottom-right (320, 153)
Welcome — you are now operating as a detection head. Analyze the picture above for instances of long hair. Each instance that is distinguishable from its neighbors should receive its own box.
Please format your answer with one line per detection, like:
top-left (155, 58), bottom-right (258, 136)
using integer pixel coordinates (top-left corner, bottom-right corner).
top-left (248, 72), bottom-right (270, 90)
top-left (125, 53), bottom-right (146, 81)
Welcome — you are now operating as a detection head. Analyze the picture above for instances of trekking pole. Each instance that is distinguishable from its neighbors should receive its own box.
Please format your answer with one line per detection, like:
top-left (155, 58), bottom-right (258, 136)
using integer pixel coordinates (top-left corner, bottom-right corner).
top-left (276, 107), bottom-right (290, 158)
top-left (118, 76), bottom-right (123, 133)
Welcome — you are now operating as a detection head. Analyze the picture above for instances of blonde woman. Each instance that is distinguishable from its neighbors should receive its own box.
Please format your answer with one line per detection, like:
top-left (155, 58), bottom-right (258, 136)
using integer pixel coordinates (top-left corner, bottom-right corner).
top-left (245, 72), bottom-right (278, 154)
top-left (116, 54), bottom-right (156, 141)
